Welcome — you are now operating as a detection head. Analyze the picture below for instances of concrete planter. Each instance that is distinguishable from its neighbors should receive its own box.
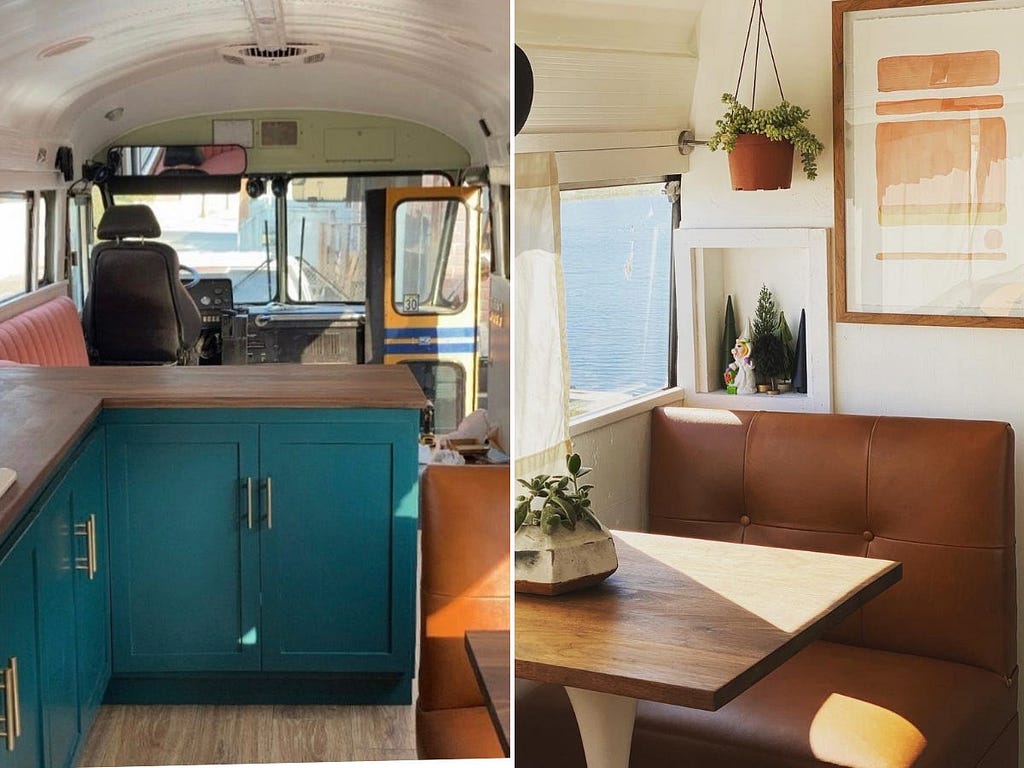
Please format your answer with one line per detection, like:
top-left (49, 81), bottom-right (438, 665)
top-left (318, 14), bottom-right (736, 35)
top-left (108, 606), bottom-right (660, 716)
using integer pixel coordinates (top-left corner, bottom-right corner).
top-left (515, 522), bottom-right (618, 595)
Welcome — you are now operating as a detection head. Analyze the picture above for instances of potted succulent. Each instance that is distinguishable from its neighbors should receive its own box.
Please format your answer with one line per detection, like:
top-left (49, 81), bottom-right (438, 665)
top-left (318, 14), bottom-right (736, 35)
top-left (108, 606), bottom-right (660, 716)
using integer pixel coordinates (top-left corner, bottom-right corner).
top-left (708, 93), bottom-right (825, 190)
top-left (514, 452), bottom-right (618, 595)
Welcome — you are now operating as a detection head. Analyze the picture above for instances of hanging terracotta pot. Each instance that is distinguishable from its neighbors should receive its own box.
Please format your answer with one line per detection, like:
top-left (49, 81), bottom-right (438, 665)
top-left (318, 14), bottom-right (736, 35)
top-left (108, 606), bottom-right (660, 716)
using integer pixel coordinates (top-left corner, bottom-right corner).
top-left (727, 134), bottom-right (795, 191)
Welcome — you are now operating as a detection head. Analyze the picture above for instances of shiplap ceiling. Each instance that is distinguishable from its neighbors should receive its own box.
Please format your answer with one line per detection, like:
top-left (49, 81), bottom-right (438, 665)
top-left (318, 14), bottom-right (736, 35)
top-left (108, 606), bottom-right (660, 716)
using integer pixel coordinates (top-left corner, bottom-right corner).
top-left (516, 0), bottom-right (707, 134)
top-left (0, 0), bottom-right (509, 167)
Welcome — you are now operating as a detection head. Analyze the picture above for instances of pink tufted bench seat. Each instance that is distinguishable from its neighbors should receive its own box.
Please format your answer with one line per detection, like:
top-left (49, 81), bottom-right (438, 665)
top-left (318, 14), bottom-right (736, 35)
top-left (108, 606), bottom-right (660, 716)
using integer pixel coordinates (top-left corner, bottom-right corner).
top-left (0, 294), bottom-right (89, 366)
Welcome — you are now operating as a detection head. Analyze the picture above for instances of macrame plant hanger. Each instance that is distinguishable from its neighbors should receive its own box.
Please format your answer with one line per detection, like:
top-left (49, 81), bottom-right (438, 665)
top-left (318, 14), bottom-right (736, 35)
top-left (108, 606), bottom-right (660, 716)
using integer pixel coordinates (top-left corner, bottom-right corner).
top-left (734, 0), bottom-right (786, 109)
top-left (724, 0), bottom-right (798, 190)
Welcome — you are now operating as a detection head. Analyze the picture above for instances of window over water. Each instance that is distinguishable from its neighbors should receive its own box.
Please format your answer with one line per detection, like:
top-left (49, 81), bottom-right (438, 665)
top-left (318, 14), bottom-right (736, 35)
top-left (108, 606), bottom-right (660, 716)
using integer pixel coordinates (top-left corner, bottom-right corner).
top-left (560, 182), bottom-right (674, 417)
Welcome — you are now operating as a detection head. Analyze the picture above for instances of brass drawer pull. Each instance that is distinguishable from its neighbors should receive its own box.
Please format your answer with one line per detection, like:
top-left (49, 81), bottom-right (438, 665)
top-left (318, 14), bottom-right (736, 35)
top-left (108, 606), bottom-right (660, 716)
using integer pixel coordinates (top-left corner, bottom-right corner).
top-left (1, 657), bottom-right (19, 751)
top-left (265, 477), bottom-right (273, 530)
top-left (245, 477), bottom-right (254, 530)
top-left (75, 514), bottom-right (98, 579)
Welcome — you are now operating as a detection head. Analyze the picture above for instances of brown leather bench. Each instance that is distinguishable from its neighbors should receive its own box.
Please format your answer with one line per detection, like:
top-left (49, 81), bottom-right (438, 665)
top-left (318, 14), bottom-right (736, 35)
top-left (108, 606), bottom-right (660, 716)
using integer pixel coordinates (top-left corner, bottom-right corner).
top-left (517, 407), bottom-right (1017, 768)
top-left (417, 464), bottom-right (510, 759)
top-left (0, 293), bottom-right (88, 366)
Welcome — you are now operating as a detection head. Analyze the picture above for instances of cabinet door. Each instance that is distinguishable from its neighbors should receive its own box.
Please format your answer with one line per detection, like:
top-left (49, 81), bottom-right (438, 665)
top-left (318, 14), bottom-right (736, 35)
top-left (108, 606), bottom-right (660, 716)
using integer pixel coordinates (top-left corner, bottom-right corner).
top-left (36, 472), bottom-right (81, 768)
top-left (258, 417), bottom-right (417, 672)
top-left (0, 535), bottom-right (44, 768)
top-left (71, 432), bottom-right (110, 734)
top-left (107, 424), bottom-right (260, 672)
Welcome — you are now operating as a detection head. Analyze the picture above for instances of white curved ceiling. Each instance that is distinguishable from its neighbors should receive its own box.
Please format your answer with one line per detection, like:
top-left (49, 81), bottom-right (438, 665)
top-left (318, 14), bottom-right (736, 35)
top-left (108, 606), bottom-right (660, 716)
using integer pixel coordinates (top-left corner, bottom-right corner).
top-left (516, 0), bottom-right (706, 135)
top-left (0, 0), bottom-right (509, 170)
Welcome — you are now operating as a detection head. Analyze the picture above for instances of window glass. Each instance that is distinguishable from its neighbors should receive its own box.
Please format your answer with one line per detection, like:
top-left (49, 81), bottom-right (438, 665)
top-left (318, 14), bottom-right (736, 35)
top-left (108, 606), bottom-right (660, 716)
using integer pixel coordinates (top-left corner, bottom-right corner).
top-left (115, 187), bottom-right (277, 304)
top-left (35, 194), bottom-right (49, 285)
top-left (68, 196), bottom-right (85, 306)
top-left (0, 195), bottom-right (29, 301)
top-left (392, 197), bottom-right (468, 314)
top-left (287, 174), bottom-right (449, 303)
top-left (560, 182), bottom-right (673, 417)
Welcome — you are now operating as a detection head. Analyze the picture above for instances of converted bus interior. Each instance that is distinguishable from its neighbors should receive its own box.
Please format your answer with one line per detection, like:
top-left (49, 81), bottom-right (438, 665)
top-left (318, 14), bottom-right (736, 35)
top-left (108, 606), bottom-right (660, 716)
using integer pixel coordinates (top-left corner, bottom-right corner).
top-left (514, 1), bottom-right (1022, 767)
top-left (0, 1), bottom-right (510, 766)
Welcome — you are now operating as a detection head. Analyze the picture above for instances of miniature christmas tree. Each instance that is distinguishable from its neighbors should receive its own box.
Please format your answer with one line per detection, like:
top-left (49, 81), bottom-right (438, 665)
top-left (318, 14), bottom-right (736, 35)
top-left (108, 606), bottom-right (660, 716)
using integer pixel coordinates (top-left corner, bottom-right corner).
top-left (779, 310), bottom-right (796, 382)
top-left (721, 295), bottom-right (738, 378)
top-left (750, 284), bottom-right (785, 392)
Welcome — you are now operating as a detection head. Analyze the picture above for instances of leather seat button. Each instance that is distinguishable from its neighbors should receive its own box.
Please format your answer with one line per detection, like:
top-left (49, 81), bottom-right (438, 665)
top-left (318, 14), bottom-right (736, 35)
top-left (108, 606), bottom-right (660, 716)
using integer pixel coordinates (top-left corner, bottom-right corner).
top-left (740, 515), bottom-right (751, 526)
top-left (863, 530), bottom-right (874, 541)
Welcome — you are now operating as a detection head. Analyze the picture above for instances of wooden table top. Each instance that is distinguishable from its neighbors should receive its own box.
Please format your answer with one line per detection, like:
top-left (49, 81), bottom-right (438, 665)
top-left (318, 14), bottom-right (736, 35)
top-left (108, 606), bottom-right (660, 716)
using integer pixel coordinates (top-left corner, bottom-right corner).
top-left (465, 630), bottom-right (511, 757)
top-left (0, 364), bottom-right (427, 546)
top-left (516, 530), bottom-right (901, 711)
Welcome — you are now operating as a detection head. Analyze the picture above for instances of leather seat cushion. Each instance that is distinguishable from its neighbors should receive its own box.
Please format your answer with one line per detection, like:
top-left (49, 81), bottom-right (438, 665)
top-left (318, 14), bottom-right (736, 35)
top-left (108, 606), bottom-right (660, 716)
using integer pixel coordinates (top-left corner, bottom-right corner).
top-left (0, 296), bottom-right (88, 366)
top-left (517, 641), bottom-right (1017, 768)
top-left (415, 702), bottom-right (504, 760)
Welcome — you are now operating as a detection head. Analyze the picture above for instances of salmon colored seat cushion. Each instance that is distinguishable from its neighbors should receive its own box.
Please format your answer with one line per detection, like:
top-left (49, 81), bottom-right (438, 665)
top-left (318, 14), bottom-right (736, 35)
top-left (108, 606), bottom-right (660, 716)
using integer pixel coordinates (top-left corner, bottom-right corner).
top-left (0, 296), bottom-right (88, 366)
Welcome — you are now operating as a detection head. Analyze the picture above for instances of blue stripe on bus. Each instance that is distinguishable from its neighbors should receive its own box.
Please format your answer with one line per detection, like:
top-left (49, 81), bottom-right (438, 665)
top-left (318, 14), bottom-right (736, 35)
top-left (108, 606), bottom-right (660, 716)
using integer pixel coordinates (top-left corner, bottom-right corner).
top-left (383, 327), bottom-right (475, 339)
top-left (384, 343), bottom-right (476, 355)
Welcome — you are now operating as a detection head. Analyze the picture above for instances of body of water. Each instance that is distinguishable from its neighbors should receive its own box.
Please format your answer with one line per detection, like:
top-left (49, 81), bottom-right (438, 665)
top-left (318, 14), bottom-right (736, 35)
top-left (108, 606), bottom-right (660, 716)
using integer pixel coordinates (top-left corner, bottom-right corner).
top-left (560, 185), bottom-right (672, 401)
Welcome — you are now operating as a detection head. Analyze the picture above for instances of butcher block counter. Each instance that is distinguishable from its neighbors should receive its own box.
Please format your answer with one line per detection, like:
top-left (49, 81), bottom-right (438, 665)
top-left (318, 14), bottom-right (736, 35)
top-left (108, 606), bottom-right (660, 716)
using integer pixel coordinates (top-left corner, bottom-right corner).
top-left (0, 364), bottom-right (427, 549)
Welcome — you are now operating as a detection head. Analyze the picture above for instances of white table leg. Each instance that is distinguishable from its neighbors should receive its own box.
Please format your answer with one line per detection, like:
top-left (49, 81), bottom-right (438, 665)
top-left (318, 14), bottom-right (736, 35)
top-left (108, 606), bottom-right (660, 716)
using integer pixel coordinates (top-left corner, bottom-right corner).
top-left (565, 687), bottom-right (638, 768)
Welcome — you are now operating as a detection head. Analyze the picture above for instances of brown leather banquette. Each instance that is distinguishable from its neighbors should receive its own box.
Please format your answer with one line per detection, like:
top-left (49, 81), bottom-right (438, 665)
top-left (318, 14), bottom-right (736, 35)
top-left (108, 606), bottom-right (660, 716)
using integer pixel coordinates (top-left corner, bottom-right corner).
top-left (417, 464), bottom-right (510, 759)
top-left (517, 407), bottom-right (1018, 768)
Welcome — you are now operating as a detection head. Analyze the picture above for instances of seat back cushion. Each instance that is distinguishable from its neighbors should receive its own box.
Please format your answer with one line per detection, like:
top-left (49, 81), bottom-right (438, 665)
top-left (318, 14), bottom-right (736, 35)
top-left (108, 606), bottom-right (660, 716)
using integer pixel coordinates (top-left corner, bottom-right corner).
top-left (649, 407), bottom-right (1016, 679)
top-left (418, 464), bottom-right (510, 712)
top-left (0, 295), bottom-right (88, 366)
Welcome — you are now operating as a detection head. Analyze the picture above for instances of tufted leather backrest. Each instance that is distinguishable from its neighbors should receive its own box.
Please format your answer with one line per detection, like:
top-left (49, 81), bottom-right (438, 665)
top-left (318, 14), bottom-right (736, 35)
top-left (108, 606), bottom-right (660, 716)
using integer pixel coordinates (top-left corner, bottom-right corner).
top-left (0, 296), bottom-right (89, 366)
top-left (649, 407), bottom-right (1016, 680)
top-left (418, 465), bottom-right (510, 712)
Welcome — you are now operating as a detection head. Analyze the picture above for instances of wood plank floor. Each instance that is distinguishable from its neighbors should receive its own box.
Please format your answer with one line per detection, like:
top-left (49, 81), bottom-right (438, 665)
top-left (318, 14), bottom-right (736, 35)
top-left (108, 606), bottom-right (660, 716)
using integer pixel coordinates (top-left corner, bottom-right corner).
top-left (77, 704), bottom-right (417, 765)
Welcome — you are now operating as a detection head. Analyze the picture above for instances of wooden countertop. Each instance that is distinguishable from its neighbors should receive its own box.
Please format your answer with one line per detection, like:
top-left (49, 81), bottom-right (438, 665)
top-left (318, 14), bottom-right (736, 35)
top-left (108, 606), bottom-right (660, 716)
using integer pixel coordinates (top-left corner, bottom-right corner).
top-left (0, 365), bottom-right (427, 546)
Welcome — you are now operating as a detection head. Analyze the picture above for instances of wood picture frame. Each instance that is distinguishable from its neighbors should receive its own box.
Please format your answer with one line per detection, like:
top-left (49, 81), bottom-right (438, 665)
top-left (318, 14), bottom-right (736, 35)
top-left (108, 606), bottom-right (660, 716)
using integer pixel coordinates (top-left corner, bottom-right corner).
top-left (833, 0), bottom-right (1024, 327)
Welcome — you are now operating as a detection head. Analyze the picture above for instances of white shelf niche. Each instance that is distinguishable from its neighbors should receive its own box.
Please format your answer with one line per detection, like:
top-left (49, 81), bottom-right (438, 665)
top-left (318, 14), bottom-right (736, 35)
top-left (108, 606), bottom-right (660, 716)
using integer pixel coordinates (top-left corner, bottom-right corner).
top-left (675, 227), bottom-right (833, 414)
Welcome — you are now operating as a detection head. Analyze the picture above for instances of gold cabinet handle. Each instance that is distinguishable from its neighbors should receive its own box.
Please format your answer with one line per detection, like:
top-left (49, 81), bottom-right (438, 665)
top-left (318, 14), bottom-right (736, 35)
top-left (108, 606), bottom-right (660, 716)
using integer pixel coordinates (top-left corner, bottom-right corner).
top-left (75, 515), bottom-right (97, 580)
top-left (1, 657), bottom-right (18, 751)
top-left (245, 477), bottom-right (253, 530)
top-left (75, 515), bottom-right (98, 580)
top-left (265, 477), bottom-right (273, 530)
top-left (9, 658), bottom-right (18, 739)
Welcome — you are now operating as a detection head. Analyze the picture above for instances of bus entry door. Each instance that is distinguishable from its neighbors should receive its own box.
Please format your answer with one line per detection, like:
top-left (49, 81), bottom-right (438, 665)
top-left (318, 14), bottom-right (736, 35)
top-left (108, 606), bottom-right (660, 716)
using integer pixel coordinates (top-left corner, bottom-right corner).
top-left (380, 186), bottom-right (481, 434)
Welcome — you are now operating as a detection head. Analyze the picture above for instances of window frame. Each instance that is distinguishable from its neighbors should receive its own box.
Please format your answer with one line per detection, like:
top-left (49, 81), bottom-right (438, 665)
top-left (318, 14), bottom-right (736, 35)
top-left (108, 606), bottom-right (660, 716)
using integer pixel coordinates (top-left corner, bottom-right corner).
top-left (0, 191), bottom-right (32, 304)
top-left (558, 175), bottom-right (681, 425)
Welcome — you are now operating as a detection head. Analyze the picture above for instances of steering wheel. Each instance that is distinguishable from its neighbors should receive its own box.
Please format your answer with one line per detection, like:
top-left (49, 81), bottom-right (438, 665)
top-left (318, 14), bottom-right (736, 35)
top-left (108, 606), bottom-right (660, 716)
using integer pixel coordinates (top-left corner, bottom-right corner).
top-left (179, 265), bottom-right (201, 289)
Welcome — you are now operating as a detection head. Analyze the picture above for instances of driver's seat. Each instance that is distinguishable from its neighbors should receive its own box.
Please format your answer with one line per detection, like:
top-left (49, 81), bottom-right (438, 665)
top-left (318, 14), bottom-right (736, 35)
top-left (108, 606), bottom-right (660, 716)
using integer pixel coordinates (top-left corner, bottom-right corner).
top-left (83, 204), bottom-right (202, 365)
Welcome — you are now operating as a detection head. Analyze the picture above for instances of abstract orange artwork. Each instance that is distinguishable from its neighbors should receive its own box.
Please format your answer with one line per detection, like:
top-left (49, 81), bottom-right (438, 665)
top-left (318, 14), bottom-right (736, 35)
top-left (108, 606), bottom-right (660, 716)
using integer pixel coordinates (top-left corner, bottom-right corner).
top-left (834, 0), bottom-right (1024, 326)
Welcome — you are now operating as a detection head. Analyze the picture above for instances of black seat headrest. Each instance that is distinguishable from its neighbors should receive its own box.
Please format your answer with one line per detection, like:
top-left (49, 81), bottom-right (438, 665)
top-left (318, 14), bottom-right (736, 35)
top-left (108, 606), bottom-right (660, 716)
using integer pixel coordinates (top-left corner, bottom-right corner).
top-left (97, 205), bottom-right (162, 240)
top-left (163, 145), bottom-right (205, 167)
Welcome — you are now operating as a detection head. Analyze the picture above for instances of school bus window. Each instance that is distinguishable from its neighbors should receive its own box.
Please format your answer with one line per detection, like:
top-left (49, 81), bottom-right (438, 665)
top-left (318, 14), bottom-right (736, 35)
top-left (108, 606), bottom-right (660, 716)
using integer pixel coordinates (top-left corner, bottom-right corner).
top-left (287, 174), bottom-right (450, 304)
top-left (115, 187), bottom-right (278, 304)
top-left (0, 194), bottom-right (30, 301)
top-left (392, 198), bottom-right (468, 315)
top-left (34, 193), bottom-right (49, 286)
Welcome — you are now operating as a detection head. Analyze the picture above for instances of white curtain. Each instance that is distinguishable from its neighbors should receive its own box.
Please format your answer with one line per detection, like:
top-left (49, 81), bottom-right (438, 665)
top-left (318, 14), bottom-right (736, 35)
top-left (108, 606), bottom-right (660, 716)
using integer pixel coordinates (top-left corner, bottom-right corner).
top-left (514, 153), bottom-right (571, 476)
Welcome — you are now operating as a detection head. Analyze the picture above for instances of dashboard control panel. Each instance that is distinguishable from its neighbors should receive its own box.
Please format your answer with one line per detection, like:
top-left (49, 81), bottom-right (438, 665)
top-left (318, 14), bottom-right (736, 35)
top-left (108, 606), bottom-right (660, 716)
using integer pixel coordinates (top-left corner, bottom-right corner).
top-left (186, 279), bottom-right (234, 328)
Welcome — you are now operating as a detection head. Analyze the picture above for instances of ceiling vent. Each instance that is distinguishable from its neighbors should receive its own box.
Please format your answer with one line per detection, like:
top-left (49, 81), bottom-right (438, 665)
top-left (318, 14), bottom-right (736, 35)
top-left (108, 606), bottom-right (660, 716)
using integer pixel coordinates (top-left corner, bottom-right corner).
top-left (220, 43), bottom-right (328, 67)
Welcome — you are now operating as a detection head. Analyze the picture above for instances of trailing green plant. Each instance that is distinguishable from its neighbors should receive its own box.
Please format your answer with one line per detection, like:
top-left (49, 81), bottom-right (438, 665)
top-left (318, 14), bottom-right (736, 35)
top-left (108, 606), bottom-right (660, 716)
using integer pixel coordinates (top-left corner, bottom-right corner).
top-left (708, 93), bottom-right (825, 180)
top-left (515, 452), bottom-right (601, 534)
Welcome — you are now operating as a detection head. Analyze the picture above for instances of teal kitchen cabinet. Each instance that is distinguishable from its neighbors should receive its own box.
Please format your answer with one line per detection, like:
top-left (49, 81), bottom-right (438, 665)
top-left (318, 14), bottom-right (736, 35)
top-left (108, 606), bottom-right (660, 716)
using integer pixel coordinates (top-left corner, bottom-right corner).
top-left (259, 421), bottom-right (415, 673)
top-left (0, 526), bottom-right (44, 768)
top-left (35, 430), bottom-right (110, 768)
top-left (106, 424), bottom-right (261, 673)
top-left (69, 434), bottom-right (110, 738)
top-left (105, 409), bottom-right (419, 696)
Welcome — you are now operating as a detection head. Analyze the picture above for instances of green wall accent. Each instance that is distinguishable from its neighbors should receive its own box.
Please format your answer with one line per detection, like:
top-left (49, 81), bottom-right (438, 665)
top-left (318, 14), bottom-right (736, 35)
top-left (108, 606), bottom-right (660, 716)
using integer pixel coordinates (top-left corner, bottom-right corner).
top-left (104, 110), bottom-right (470, 173)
